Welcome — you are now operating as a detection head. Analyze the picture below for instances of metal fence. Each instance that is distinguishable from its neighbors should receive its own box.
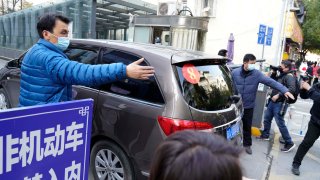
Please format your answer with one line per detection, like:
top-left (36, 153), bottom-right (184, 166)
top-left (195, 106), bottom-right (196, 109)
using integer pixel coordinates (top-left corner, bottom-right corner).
top-left (286, 107), bottom-right (311, 137)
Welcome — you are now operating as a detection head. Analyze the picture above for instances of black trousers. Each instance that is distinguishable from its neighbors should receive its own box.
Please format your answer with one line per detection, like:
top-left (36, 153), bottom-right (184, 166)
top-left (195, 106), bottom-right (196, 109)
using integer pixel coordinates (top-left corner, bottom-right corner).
top-left (242, 108), bottom-right (254, 146)
top-left (293, 120), bottom-right (320, 166)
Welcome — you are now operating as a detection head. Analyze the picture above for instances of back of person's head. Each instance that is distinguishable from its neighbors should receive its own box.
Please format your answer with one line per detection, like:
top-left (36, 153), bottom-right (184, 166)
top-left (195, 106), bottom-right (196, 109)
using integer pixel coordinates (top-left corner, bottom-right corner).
top-left (37, 13), bottom-right (70, 39)
top-left (149, 130), bottom-right (243, 180)
top-left (218, 49), bottom-right (228, 57)
top-left (243, 54), bottom-right (256, 63)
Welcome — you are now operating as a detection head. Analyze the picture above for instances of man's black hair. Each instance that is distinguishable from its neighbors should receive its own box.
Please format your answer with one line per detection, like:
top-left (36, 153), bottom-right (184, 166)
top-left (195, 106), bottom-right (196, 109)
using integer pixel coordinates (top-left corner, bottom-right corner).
top-left (243, 54), bottom-right (256, 63)
top-left (37, 13), bottom-right (70, 39)
top-left (218, 49), bottom-right (228, 57)
top-left (281, 60), bottom-right (292, 70)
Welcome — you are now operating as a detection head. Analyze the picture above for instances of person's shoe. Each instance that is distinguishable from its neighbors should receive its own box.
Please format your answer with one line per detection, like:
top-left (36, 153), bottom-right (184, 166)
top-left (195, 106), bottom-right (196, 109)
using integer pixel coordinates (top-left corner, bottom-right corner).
top-left (281, 143), bottom-right (296, 152)
top-left (291, 164), bottom-right (300, 176)
top-left (244, 146), bottom-right (252, 155)
top-left (279, 136), bottom-right (285, 144)
top-left (257, 135), bottom-right (270, 141)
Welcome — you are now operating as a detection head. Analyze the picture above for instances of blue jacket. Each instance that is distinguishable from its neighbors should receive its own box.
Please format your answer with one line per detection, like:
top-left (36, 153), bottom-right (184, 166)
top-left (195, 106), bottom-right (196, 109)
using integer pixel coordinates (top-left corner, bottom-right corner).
top-left (19, 39), bottom-right (126, 106)
top-left (232, 66), bottom-right (288, 109)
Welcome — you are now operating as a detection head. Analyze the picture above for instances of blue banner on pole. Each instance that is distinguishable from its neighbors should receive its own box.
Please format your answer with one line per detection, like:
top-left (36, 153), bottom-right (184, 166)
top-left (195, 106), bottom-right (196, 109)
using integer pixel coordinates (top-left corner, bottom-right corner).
top-left (258, 24), bottom-right (266, 45)
top-left (266, 27), bottom-right (273, 46)
top-left (0, 99), bottom-right (93, 180)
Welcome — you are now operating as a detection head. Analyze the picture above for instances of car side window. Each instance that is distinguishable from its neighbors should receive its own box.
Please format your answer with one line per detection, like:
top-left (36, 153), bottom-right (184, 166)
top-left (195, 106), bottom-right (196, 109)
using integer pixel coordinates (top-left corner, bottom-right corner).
top-left (64, 48), bottom-right (98, 65)
top-left (99, 49), bottom-right (165, 104)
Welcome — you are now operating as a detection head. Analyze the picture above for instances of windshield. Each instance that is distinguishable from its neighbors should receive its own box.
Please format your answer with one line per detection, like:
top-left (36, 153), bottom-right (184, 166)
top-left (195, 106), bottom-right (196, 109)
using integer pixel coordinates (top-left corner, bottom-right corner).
top-left (175, 61), bottom-right (235, 111)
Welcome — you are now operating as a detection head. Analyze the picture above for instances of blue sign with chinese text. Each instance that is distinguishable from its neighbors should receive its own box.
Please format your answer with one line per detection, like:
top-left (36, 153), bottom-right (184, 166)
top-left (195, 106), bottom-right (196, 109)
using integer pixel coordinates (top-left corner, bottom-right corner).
top-left (0, 99), bottom-right (93, 180)
top-left (258, 24), bottom-right (267, 45)
top-left (266, 27), bottom-right (273, 46)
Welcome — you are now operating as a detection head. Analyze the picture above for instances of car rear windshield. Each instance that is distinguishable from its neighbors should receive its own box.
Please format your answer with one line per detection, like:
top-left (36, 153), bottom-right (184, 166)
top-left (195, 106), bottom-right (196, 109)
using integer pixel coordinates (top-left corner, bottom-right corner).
top-left (175, 60), bottom-right (235, 111)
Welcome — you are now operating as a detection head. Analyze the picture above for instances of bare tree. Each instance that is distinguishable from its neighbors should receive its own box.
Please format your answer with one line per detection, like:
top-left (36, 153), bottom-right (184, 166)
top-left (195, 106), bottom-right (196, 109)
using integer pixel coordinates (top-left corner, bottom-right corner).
top-left (0, 0), bottom-right (32, 15)
top-left (1, 0), bottom-right (5, 15)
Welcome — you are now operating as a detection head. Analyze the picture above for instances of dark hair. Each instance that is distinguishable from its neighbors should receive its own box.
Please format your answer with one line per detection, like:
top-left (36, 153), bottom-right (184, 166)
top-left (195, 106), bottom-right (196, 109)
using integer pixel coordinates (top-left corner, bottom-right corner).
top-left (243, 54), bottom-right (256, 63)
top-left (282, 60), bottom-right (292, 70)
top-left (218, 49), bottom-right (228, 57)
top-left (37, 13), bottom-right (70, 38)
top-left (149, 130), bottom-right (243, 180)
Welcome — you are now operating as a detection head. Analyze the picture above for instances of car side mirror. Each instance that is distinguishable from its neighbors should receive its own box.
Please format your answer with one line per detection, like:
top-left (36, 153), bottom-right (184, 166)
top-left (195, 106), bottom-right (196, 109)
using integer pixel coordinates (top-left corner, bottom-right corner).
top-left (6, 59), bottom-right (20, 69)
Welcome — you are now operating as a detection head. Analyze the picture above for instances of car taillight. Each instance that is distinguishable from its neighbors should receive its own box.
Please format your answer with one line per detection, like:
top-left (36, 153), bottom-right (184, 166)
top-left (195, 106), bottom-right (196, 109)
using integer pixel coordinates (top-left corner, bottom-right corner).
top-left (157, 116), bottom-right (214, 136)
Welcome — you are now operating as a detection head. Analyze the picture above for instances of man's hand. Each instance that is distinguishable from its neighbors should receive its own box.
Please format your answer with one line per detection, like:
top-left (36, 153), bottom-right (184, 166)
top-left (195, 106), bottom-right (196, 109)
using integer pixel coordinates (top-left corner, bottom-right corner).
top-left (126, 58), bottom-right (155, 80)
top-left (301, 81), bottom-right (311, 91)
top-left (284, 92), bottom-right (295, 100)
top-left (271, 94), bottom-right (279, 102)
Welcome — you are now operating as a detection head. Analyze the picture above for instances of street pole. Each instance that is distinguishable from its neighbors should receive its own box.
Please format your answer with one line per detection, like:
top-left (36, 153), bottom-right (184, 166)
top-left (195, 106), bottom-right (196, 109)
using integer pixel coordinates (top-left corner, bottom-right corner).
top-left (262, 32), bottom-right (266, 59)
top-left (277, 0), bottom-right (290, 65)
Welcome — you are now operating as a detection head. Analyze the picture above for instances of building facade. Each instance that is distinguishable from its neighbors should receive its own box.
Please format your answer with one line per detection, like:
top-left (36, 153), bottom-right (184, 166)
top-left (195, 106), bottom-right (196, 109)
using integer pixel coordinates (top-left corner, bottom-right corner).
top-left (200, 0), bottom-right (303, 65)
top-left (0, 0), bottom-right (156, 50)
top-left (0, 0), bottom-right (304, 66)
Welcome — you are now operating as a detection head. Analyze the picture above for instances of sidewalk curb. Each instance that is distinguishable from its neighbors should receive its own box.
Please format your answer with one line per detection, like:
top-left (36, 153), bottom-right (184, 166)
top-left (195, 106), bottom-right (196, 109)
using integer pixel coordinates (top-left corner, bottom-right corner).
top-left (262, 130), bottom-right (275, 180)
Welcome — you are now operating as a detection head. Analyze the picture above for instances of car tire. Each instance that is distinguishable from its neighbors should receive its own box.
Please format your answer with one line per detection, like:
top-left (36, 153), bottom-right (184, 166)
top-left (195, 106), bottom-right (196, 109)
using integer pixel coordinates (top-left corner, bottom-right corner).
top-left (90, 140), bottom-right (134, 180)
top-left (0, 88), bottom-right (10, 110)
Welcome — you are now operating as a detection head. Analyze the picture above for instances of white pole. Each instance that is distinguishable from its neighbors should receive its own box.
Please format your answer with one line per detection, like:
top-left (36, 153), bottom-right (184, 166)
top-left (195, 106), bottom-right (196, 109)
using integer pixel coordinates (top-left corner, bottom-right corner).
top-left (277, 0), bottom-right (290, 65)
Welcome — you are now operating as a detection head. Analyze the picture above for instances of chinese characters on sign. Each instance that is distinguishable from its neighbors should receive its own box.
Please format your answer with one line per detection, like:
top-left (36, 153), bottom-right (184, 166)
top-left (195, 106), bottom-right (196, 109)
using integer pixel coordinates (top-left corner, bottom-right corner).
top-left (257, 24), bottom-right (273, 46)
top-left (266, 27), bottom-right (273, 46)
top-left (258, 24), bottom-right (266, 45)
top-left (0, 99), bottom-right (93, 180)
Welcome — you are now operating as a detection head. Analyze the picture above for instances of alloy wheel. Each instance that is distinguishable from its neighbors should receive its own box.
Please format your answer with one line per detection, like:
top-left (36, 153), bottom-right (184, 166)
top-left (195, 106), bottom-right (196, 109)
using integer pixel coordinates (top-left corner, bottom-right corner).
top-left (95, 149), bottom-right (124, 180)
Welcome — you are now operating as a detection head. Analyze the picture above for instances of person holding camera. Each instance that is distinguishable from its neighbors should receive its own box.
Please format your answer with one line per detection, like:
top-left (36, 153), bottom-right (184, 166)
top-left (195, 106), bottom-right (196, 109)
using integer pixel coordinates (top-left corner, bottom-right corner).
top-left (259, 60), bottom-right (297, 152)
top-left (291, 68), bottom-right (320, 176)
top-left (232, 54), bottom-right (294, 155)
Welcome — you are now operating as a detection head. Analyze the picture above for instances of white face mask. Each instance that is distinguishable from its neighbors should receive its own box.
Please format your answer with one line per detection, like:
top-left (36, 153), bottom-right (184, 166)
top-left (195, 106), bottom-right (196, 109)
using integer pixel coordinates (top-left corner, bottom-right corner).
top-left (55, 36), bottom-right (70, 51)
top-left (50, 32), bottom-right (70, 51)
top-left (248, 64), bottom-right (256, 71)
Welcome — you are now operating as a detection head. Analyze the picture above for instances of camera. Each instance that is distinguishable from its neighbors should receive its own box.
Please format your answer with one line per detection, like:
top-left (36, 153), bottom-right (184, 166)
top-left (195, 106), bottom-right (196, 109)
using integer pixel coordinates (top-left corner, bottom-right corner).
top-left (270, 65), bottom-right (279, 71)
top-left (300, 74), bottom-right (312, 82)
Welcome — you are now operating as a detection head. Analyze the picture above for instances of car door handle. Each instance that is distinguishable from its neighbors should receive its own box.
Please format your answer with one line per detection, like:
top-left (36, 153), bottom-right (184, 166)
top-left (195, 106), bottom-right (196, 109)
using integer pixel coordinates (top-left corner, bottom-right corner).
top-left (102, 103), bottom-right (127, 110)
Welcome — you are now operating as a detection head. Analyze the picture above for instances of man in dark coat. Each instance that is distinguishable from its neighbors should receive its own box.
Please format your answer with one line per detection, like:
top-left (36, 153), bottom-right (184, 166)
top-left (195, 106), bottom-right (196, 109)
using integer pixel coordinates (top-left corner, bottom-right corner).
top-left (291, 68), bottom-right (320, 176)
top-left (232, 54), bottom-right (294, 154)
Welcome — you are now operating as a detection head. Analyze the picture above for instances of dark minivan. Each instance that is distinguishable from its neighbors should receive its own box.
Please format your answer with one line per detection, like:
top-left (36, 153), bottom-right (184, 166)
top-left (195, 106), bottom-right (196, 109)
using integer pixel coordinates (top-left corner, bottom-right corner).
top-left (0, 39), bottom-right (243, 180)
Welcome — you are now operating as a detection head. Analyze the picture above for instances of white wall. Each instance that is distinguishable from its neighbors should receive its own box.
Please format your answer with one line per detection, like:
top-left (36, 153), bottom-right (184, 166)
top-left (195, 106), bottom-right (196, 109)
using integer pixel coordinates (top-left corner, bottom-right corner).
top-left (205, 0), bottom-right (285, 65)
top-left (144, 0), bottom-right (287, 65)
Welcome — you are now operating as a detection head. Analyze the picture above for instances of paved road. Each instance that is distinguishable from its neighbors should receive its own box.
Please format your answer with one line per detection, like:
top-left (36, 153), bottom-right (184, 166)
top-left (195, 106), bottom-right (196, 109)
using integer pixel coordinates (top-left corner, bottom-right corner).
top-left (268, 98), bottom-right (320, 180)
top-left (240, 97), bottom-right (320, 180)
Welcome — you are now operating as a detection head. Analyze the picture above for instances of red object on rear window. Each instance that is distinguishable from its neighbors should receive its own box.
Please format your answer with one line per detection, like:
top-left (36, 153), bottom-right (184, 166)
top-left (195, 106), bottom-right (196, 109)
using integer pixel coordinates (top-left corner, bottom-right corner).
top-left (182, 64), bottom-right (200, 84)
top-left (157, 116), bottom-right (214, 136)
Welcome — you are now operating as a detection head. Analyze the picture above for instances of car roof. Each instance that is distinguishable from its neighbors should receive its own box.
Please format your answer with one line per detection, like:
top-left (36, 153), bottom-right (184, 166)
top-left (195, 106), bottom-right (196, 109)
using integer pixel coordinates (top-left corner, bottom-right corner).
top-left (71, 39), bottom-right (227, 64)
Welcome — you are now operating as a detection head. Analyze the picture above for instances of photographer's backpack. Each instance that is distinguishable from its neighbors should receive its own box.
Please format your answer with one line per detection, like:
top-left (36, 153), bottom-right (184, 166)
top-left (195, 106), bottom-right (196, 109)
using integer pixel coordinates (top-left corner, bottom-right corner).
top-left (285, 73), bottom-right (300, 104)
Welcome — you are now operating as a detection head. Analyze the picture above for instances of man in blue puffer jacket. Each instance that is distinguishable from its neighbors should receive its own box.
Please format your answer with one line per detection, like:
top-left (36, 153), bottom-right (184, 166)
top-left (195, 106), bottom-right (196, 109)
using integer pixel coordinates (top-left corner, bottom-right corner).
top-left (232, 54), bottom-right (294, 154)
top-left (19, 13), bottom-right (154, 106)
